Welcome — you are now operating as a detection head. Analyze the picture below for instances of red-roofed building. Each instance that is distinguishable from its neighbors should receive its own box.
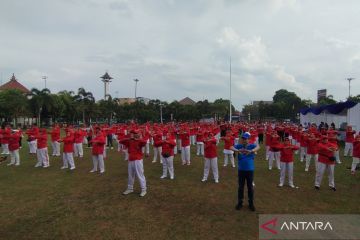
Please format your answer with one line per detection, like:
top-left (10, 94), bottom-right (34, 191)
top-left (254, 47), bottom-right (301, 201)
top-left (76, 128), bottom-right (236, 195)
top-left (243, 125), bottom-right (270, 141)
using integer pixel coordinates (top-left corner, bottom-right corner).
top-left (179, 97), bottom-right (196, 106)
top-left (0, 74), bottom-right (30, 94)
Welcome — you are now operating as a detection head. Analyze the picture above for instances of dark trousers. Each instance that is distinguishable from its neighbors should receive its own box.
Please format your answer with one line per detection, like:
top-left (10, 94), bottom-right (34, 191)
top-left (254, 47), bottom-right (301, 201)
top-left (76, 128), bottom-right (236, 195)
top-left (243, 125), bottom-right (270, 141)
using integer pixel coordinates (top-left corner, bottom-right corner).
top-left (258, 134), bottom-right (263, 144)
top-left (107, 134), bottom-right (113, 147)
top-left (238, 170), bottom-right (254, 206)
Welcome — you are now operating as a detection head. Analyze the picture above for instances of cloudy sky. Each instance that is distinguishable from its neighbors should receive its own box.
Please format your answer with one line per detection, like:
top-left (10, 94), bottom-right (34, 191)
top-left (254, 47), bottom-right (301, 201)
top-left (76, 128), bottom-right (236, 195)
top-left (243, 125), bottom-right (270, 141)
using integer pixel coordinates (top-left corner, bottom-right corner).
top-left (1, 0), bottom-right (360, 109)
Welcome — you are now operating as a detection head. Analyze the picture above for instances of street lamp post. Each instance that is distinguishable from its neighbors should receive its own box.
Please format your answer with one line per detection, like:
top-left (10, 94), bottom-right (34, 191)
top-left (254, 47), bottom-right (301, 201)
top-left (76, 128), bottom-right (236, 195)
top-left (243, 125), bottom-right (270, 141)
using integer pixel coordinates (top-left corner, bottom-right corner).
top-left (229, 57), bottom-right (232, 124)
top-left (134, 79), bottom-right (139, 99)
top-left (42, 76), bottom-right (47, 89)
top-left (347, 77), bottom-right (355, 99)
top-left (160, 104), bottom-right (164, 124)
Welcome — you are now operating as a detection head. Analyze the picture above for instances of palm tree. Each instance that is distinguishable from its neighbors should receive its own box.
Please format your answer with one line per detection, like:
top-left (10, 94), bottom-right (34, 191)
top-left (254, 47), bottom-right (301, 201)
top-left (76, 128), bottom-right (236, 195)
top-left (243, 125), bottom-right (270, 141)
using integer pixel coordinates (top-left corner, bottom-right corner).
top-left (74, 87), bottom-right (95, 124)
top-left (28, 88), bottom-right (53, 126)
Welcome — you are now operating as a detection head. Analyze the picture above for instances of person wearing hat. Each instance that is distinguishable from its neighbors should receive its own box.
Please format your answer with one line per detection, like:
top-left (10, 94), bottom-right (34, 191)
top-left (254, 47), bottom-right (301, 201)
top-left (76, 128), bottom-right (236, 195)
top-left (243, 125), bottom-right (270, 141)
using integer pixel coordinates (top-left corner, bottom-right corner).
top-left (35, 129), bottom-right (50, 168)
top-left (89, 127), bottom-right (106, 174)
top-left (202, 132), bottom-right (219, 183)
top-left (278, 138), bottom-right (299, 188)
top-left (231, 132), bottom-right (260, 211)
top-left (160, 133), bottom-right (176, 179)
top-left (315, 136), bottom-right (336, 191)
top-left (351, 134), bottom-right (360, 174)
top-left (121, 130), bottom-right (148, 197)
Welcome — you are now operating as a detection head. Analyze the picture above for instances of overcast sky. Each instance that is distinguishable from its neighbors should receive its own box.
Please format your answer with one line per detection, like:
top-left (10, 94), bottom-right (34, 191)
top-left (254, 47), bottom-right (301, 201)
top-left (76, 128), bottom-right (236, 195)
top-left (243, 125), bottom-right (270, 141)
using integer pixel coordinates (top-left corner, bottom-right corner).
top-left (1, 0), bottom-right (360, 110)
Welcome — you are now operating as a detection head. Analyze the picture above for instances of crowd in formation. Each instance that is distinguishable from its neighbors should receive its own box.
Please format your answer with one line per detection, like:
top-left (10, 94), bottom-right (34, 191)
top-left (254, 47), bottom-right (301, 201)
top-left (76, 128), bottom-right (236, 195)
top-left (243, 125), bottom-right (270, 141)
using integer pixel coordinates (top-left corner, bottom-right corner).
top-left (0, 121), bottom-right (359, 201)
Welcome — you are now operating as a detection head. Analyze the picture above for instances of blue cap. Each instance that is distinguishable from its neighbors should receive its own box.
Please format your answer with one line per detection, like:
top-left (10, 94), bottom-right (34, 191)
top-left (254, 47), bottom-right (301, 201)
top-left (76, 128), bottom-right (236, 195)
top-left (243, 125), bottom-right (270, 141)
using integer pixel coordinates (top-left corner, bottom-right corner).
top-left (242, 132), bottom-right (251, 139)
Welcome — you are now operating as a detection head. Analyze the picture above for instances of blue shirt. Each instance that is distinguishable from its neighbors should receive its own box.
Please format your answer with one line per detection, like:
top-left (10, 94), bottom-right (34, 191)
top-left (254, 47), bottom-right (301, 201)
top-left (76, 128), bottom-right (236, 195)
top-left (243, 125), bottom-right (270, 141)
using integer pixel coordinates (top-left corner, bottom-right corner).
top-left (234, 143), bottom-right (257, 171)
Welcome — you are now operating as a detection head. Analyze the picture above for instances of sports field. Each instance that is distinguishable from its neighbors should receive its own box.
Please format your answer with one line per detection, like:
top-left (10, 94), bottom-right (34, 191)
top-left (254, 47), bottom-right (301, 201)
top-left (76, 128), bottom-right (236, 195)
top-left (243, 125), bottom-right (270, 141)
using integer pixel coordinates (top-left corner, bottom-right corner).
top-left (0, 140), bottom-right (359, 240)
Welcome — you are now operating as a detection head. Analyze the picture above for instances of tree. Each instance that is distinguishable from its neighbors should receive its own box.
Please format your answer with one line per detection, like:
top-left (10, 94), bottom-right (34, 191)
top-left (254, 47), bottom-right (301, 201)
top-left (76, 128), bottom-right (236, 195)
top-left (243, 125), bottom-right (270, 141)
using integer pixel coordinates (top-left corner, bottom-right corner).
top-left (0, 89), bottom-right (29, 125)
top-left (28, 88), bottom-right (54, 126)
top-left (318, 95), bottom-right (337, 105)
top-left (74, 87), bottom-right (95, 124)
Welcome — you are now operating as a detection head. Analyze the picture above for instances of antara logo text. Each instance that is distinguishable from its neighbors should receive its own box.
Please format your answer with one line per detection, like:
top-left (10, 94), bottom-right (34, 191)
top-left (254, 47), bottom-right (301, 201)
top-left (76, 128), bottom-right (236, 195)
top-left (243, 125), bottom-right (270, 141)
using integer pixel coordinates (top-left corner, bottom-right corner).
top-left (261, 218), bottom-right (333, 235)
top-left (280, 221), bottom-right (333, 231)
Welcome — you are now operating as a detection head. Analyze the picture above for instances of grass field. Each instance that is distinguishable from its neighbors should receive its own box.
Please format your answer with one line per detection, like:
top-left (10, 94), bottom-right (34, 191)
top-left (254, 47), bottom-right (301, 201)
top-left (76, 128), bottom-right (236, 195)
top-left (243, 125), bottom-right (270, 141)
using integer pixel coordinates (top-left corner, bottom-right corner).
top-left (0, 139), bottom-right (359, 240)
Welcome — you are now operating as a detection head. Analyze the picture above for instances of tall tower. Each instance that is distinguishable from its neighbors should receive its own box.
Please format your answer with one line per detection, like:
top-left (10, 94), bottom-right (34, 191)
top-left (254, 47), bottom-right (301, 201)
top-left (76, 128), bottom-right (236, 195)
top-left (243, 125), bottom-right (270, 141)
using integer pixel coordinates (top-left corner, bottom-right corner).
top-left (100, 72), bottom-right (113, 100)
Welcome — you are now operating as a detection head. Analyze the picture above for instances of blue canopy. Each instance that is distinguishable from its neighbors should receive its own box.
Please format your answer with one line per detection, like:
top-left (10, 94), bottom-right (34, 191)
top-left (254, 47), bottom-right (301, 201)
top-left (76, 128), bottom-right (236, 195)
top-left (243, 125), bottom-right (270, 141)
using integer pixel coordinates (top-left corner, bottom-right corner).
top-left (300, 101), bottom-right (357, 115)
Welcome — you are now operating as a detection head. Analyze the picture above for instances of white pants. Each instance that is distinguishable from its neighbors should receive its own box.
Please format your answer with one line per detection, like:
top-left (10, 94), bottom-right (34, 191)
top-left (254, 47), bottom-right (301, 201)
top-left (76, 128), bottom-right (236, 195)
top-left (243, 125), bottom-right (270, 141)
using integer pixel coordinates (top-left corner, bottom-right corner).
top-left (191, 135), bottom-right (196, 145)
top-left (142, 141), bottom-right (150, 155)
top-left (1, 143), bottom-right (9, 154)
top-left (306, 154), bottom-right (318, 170)
top-left (300, 147), bottom-right (307, 162)
top-left (280, 162), bottom-right (294, 186)
top-left (92, 154), bottom-right (105, 172)
top-left (74, 143), bottom-right (83, 157)
top-left (36, 148), bottom-right (49, 167)
top-left (344, 142), bottom-right (353, 157)
top-left (203, 157), bottom-right (219, 181)
top-left (153, 146), bottom-right (162, 162)
top-left (196, 142), bottom-right (204, 156)
top-left (123, 148), bottom-right (129, 161)
top-left (315, 162), bottom-right (335, 188)
top-left (265, 146), bottom-right (270, 160)
top-left (181, 146), bottom-right (191, 164)
top-left (51, 141), bottom-right (61, 156)
top-left (9, 149), bottom-right (20, 165)
top-left (223, 150), bottom-right (235, 167)
top-left (234, 138), bottom-right (239, 145)
top-left (127, 160), bottom-right (146, 191)
top-left (335, 150), bottom-right (341, 163)
top-left (161, 156), bottom-right (174, 178)
top-left (351, 157), bottom-right (360, 172)
top-left (269, 151), bottom-right (280, 169)
top-left (29, 140), bottom-right (37, 154)
top-left (63, 152), bottom-right (75, 168)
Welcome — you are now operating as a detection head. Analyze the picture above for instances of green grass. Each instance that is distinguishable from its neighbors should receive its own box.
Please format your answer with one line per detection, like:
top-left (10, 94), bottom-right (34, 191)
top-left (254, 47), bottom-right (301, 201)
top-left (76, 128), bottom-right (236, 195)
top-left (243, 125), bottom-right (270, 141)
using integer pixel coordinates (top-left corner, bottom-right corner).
top-left (0, 140), bottom-right (359, 240)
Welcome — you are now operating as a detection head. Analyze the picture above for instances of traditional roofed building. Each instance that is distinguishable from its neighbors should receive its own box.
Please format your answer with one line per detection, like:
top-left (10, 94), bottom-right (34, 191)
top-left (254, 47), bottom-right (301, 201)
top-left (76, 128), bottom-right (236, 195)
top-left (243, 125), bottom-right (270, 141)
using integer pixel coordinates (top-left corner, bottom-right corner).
top-left (0, 74), bottom-right (30, 94)
top-left (179, 97), bottom-right (196, 105)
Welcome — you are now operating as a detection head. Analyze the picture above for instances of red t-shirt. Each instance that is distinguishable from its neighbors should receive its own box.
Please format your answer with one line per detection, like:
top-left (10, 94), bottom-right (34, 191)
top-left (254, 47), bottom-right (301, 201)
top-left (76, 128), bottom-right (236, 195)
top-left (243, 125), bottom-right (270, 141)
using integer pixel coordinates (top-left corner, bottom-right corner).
top-left (120, 138), bottom-right (147, 161)
top-left (204, 138), bottom-right (217, 158)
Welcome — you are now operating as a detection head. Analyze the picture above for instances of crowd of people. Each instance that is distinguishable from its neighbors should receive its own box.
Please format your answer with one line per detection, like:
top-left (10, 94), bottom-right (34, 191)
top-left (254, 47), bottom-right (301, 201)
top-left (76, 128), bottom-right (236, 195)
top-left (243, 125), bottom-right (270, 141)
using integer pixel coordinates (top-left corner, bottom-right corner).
top-left (0, 121), bottom-right (359, 210)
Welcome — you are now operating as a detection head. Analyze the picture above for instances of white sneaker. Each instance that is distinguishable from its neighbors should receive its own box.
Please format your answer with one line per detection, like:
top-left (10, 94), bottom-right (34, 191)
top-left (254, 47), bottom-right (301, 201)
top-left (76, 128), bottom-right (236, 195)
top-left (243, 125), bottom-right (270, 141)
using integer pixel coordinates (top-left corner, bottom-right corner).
top-left (152, 160), bottom-right (156, 163)
top-left (35, 163), bottom-right (42, 168)
top-left (123, 189), bottom-right (133, 195)
top-left (269, 168), bottom-right (272, 170)
top-left (100, 171), bottom-right (105, 174)
top-left (139, 191), bottom-right (147, 197)
top-left (187, 162), bottom-right (191, 166)
top-left (305, 168), bottom-right (309, 172)
top-left (278, 183), bottom-right (283, 187)
top-left (70, 167), bottom-right (76, 170)
top-left (170, 176), bottom-right (174, 180)
top-left (215, 179), bottom-right (219, 183)
top-left (223, 164), bottom-right (227, 167)
top-left (232, 165), bottom-right (235, 168)
top-left (15, 163), bottom-right (20, 166)
top-left (61, 166), bottom-right (68, 170)
top-left (160, 175), bottom-right (167, 179)
top-left (89, 169), bottom-right (97, 173)
top-left (201, 178), bottom-right (207, 182)
top-left (7, 163), bottom-right (14, 166)
top-left (289, 184), bottom-right (295, 188)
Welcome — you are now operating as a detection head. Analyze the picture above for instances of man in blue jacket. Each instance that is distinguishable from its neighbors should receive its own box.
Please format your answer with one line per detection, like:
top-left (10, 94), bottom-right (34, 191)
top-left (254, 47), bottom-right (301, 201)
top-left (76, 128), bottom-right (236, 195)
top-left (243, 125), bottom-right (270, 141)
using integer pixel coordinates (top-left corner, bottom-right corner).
top-left (231, 132), bottom-right (260, 211)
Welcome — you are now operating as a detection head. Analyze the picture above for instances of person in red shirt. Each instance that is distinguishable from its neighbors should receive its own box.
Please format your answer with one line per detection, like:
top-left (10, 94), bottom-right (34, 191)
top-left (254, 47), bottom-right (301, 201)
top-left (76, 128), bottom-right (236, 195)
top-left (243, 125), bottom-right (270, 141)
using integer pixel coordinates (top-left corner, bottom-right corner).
top-left (344, 126), bottom-right (356, 157)
top-left (278, 138), bottom-right (299, 188)
top-left (152, 130), bottom-right (163, 163)
top-left (269, 132), bottom-right (281, 170)
top-left (179, 129), bottom-right (191, 165)
top-left (265, 129), bottom-right (272, 161)
top-left (35, 128), bottom-right (50, 168)
top-left (74, 128), bottom-right (85, 158)
top-left (60, 130), bottom-right (76, 170)
top-left (121, 130), bottom-right (147, 197)
top-left (221, 130), bottom-right (235, 168)
top-left (89, 127), bottom-right (106, 174)
top-left (1, 126), bottom-right (11, 155)
top-left (50, 125), bottom-right (61, 157)
top-left (202, 132), bottom-right (219, 183)
top-left (27, 125), bottom-right (38, 154)
top-left (305, 133), bottom-right (319, 172)
top-left (160, 133), bottom-right (176, 179)
top-left (196, 129), bottom-right (205, 156)
top-left (315, 136), bottom-right (336, 191)
top-left (351, 134), bottom-right (360, 174)
top-left (8, 130), bottom-right (21, 166)
top-left (299, 131), bottom-right (308, 162)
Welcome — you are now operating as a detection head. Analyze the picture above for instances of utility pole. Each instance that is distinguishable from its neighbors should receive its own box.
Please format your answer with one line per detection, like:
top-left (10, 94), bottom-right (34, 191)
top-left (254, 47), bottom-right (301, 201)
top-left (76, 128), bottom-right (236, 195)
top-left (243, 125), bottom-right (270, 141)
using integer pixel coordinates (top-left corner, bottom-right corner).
top-left (229, 57), bottom-right (232, 124)
top-left (42, 76), bottom-right (47, 89)
top-left (134, 79), bottom-right (139, 99)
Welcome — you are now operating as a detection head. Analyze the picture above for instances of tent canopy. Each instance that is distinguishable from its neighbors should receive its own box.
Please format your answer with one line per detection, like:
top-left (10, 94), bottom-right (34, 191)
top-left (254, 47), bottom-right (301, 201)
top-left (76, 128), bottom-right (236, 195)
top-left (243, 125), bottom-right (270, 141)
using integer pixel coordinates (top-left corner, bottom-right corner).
top-left (300, 101), bottom-right (357, 115)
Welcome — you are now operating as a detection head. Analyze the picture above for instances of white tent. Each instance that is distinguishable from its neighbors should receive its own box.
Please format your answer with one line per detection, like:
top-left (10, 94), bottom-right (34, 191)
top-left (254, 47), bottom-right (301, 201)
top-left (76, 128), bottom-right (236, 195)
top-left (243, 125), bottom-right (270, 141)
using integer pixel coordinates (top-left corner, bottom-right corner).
top-left (300, 102), bottom-right (359, 130)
